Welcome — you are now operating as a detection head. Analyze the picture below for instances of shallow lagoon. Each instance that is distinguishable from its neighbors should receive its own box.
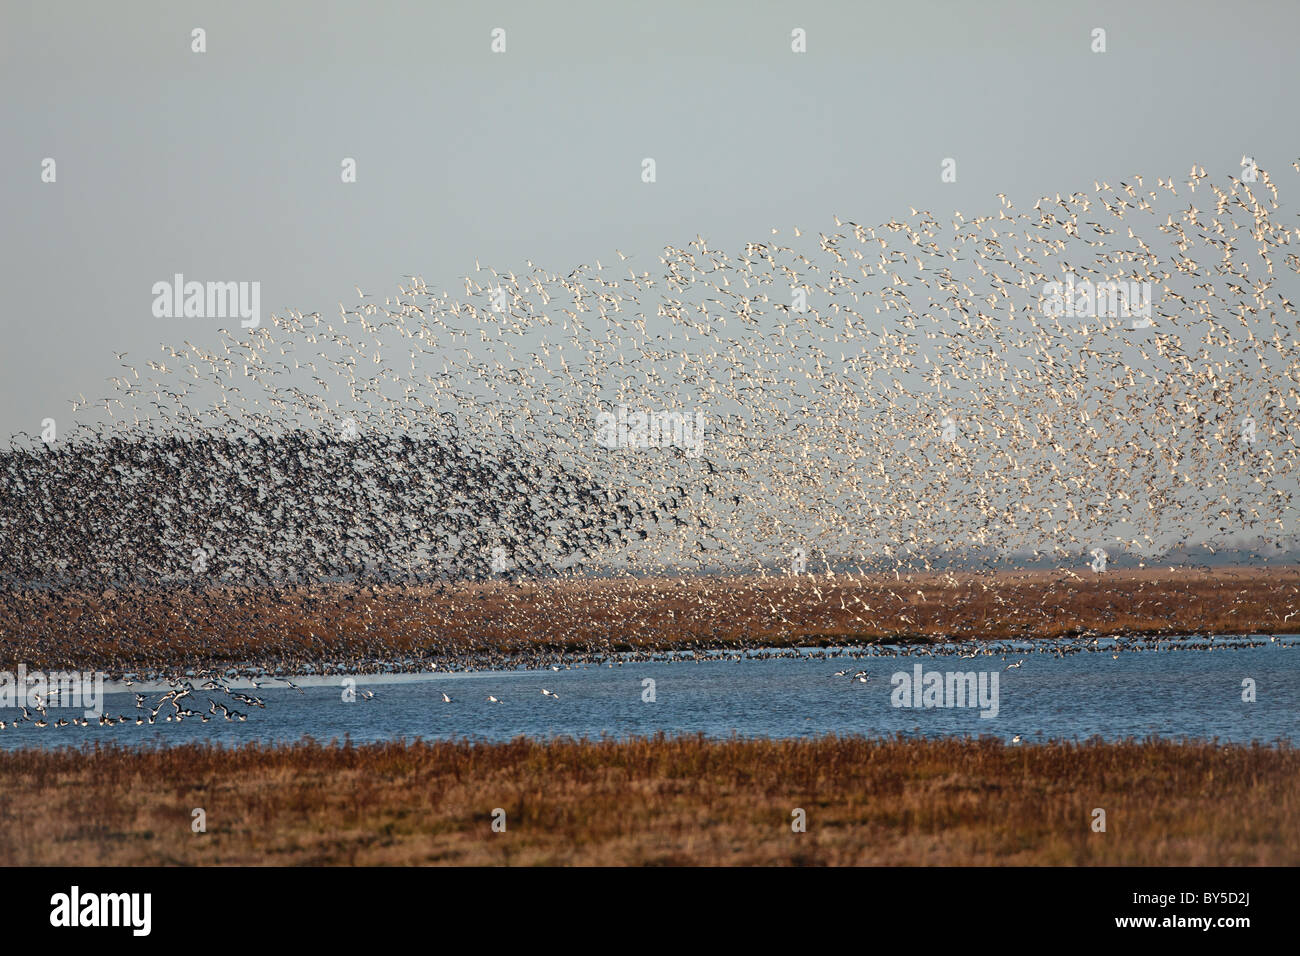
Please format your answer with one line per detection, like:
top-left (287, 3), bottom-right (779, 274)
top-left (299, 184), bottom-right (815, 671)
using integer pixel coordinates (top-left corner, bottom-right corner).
top-left (1, 636), bottom-right (1296, 749)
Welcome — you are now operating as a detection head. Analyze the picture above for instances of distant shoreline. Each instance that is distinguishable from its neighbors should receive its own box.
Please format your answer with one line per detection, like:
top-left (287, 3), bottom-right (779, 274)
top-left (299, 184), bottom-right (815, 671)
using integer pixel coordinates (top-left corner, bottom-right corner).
top-left (2, 565), bottom-right (1297, 677)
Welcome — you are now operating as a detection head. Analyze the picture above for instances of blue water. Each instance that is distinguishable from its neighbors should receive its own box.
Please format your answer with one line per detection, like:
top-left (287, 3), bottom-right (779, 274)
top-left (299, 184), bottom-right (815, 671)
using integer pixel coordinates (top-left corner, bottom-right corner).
top-left (1, 639), bottom-right (1296, 748)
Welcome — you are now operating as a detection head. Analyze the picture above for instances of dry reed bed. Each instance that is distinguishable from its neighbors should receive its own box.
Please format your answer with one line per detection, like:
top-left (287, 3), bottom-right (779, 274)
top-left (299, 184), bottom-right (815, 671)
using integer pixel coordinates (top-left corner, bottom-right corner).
top-left (0, 735), bottom-right (1295, 865)
top-left (0, 566), bottom-right (1297, 673)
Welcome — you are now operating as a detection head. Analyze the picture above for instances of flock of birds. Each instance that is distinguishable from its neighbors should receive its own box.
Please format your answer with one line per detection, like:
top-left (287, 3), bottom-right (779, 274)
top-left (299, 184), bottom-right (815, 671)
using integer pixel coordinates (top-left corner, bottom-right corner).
top-left (0, 668), bottom-right (264, 732)
top-left (1, 161), bottom-right (1298, 728)
top-left (0, 428), bottom-right (666, 586)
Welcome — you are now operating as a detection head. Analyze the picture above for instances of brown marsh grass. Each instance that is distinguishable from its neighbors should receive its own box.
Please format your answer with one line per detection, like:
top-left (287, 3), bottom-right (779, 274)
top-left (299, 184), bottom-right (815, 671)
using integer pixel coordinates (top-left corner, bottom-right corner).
top-left (1, 565), bottom-right (1296, 672)
top-left (0, 735), bottom-right (1295, 865)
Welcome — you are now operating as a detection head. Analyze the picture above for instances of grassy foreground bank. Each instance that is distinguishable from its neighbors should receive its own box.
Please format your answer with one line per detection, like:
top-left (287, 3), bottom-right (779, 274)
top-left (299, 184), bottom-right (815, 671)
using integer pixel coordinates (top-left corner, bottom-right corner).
top-left (1, 735), bottom-right (1296, 865)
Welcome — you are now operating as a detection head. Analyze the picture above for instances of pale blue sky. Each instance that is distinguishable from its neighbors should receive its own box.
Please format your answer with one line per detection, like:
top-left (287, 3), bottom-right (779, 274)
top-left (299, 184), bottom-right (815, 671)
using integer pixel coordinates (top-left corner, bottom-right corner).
top-left (2, 0), bottom-right (1296, 437)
